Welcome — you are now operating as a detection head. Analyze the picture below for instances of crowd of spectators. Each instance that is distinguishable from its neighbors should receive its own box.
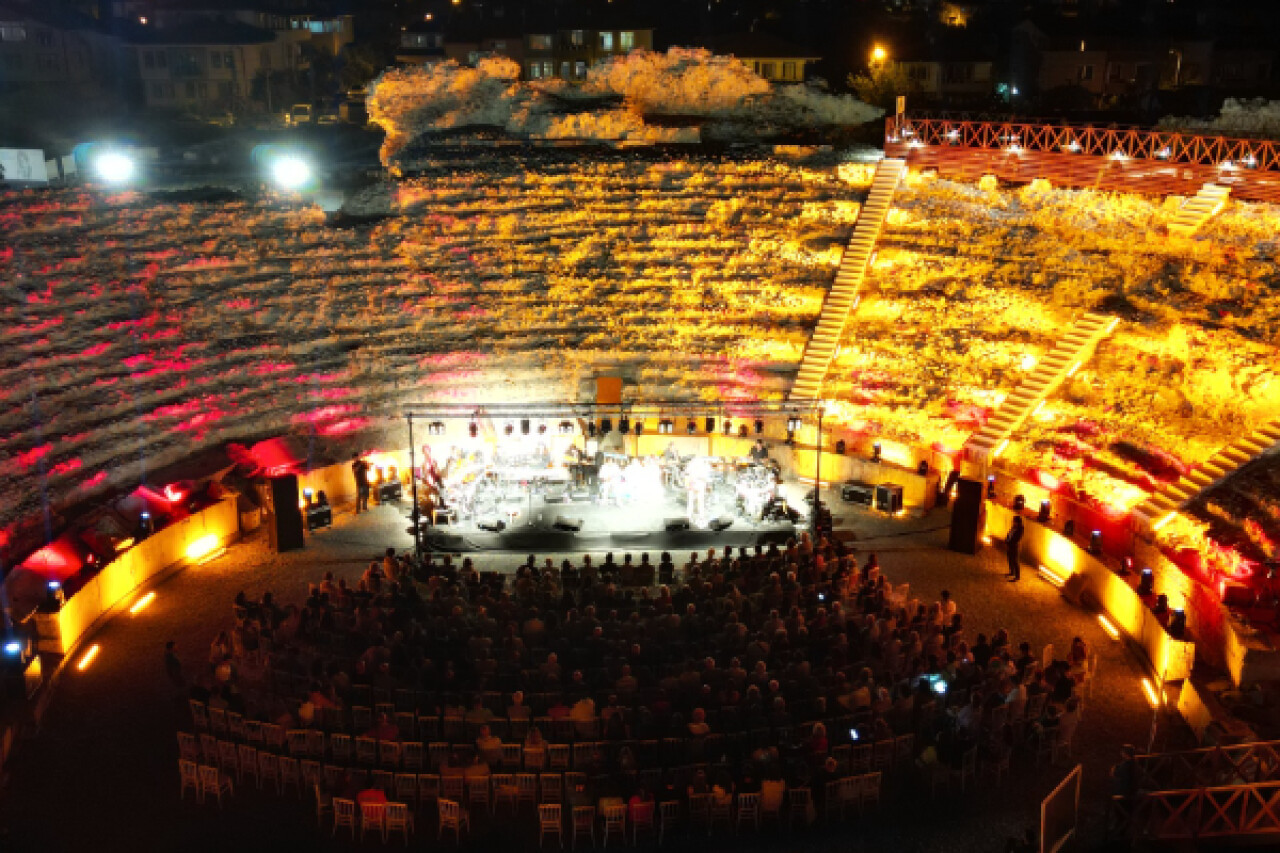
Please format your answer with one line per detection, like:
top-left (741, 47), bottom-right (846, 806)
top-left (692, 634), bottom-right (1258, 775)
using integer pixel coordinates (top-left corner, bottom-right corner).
top-left (194, 533), bottom-right (1090, 825)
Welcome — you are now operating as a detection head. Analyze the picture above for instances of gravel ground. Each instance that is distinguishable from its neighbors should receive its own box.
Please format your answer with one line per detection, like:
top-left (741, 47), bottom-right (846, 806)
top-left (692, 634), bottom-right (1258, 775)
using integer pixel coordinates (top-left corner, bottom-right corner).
top-left (0, 495), bottom-right (1161, 853)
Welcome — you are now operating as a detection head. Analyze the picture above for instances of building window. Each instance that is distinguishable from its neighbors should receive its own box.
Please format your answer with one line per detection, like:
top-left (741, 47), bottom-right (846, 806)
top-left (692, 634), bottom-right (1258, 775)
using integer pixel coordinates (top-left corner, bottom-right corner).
top-left (36, 53), bottom-right (58, 72)
top-left (574, 61), bottom-right (586, 79)
top-left (144, 51), bottom-right (154, 69)
top-left (156, 51), bottom-right (167, 69)
top-left (1078, 64), bottom-right (1093, 81)
top-left (211, 51), bottom-right (222, 69)
top-left (782, 61), bottom-right (796, 80)
top-left (528, 62), bottom-right (541, 79)
top-left (0, 22), bottom-right (26, 42)
top-left (150, 81), bottom-right (165, 98)
top-left (559, 61), bottom-right (569, 78)
top-left (185, 81), bottom-right (196, 98)
top-left (198, 81), bottom-right (208, 98)
top-left (529, 34), bottom-right (552, 51)
top-left (569, 30), bottom-right (584, 48)
top-left (620, 31), bottom-right (634, 50)
top-left (218, 81), bottom-right (233, 97)
top-left (600, 32), bottom-right (613, 51)
top-left (224, 51), bottom-right (234, 69)
top-left (908, 64), bottom-right (929, 82)
top-left (492, 40), bottom-right (506, 51)
top-left (760, 62), bottom-right (776, 79)
top-left (468, 51), bottom-right (479, 64)
top-left (35, 29), bottom-right (53, 47)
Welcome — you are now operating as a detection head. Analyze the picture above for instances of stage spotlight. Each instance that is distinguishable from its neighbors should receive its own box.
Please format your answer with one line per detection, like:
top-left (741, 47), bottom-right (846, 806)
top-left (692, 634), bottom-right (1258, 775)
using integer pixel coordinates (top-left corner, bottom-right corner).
top-left (1038, 500), bottom-right (1051, 523)
top-left (600, 418), bottom-right (612, 434)
top-left (739, 425), bottom-right (749, 438)
top-left (986, 475), bottom-right (996, 499)
top-left (634, 420), bottom-right (644, 436)
top-left (755, 419), bottom-right (764, 435)
top-left (537, 423), bottom-right (547, 435)
top-left (94, 150), bottom-right (136, 185)
top-left (786, 416), bottom-right (801, 432)
top-left (559, 420), bottom-right (573, 435)
top-left (520, 419), bottom-right (530, 436)
top-left (469, 421), bottom-right (478, 438)
top-left (430, 421), bottom-right (445, 435)
top-left (785, 431), bottom-right (795, 446)
top-left (659, 419), bottom-right (672, 435)
top-left (1089, 529), bottom-right (1103, 555)
top-left (588, 422), bottom-right (597, 438)
top-left (1169, 609), bottom-right (1187, 638)
top-left (871, 442), bottom-right (882, 463)
top-left (1013, 494), bottom-right (1026, 511)
top-left (1137, 567), bottom-right (1155, 597)
top-left (270, 154), bottom-right (313, 190)
top-left (705, 417), bottom-right (715, 433)
top-left (1063, 519), bottom-right (1075, 537)
top-left (836, 439), bottom-right (847, 455)
top-left (504, 423), bottom-right (514, 436)
top-left (723, 420), bottom-right (733, 435)
top-left (687, 420), bottom-right (696, 435)
top-left (619, 416), bottom-right (630, 434)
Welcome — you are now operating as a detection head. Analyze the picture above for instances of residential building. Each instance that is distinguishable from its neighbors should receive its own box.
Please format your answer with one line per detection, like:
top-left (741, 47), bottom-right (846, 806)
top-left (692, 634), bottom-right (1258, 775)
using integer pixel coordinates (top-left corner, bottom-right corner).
top-left (523, 27), bottom-right (652, 81)
top-left (125, 20), bottom-right (295, 112)
top-left (890, 31), bottom-right (996, 102)
top-left (0, 1), bottom-right (121, 91)
top-left (687, 33), bottom-right (818, 84)
top-left (443, 34), bottom-right (523, 70)
top-left (1039, 37), bottom-right (1274, 99)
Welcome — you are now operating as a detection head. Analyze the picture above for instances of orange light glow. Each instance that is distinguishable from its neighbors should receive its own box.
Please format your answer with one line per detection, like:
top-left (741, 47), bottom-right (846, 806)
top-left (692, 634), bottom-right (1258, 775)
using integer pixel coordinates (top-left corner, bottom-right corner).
top-left (1066, 361), bottom-right (1082, 377)
top-left (1097, 614), bottom-right (1120, 640)
top-left (1153, 512), bottom-right (1177, 531)
top-left (129, 591), bottom-right (156, 614)
top-left (186, 534), bottom-right (219, 561)
top-left (77, 644), bottom-right (100, 671)
top-left (1142, 678), bottom-right (1160, 708)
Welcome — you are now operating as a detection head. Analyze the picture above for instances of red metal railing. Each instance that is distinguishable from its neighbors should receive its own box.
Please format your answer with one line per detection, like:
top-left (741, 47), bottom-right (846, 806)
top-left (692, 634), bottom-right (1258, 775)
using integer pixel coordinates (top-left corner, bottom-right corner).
top-left (885, 114), bottom-right (1280, 203)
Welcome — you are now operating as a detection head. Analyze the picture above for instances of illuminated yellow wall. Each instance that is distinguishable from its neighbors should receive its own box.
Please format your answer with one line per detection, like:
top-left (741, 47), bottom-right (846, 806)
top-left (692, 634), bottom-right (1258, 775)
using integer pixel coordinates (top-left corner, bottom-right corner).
top-left (786, 448), bottom-right (938, 510)
top-left (986, 502), bottom-right (1194, 682)
top-left (38, 497), bottom-right (240, 657)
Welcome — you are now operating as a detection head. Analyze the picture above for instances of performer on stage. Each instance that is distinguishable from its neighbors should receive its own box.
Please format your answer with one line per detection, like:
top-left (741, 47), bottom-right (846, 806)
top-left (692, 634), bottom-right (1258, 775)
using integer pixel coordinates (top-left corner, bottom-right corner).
top-left (598, 456), bottom-right (622, 505)
top-left (685, 456), bottom-right (711, 525)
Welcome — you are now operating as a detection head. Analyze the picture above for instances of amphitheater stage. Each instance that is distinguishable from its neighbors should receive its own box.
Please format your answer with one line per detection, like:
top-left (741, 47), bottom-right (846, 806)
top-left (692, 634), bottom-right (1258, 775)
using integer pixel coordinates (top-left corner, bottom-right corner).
top-left (417, 490), bottom-right (799, 554)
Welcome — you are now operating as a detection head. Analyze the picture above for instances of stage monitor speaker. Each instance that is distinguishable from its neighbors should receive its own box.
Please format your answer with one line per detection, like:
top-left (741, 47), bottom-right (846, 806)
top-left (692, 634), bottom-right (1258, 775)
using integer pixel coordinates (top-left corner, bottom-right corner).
top-left (664, 517), bottom-right (691, 532)
top-left (948, 477), bottom-right (984, 555)
top-left (553, 516), bottom-right (583, 532)
top-left (269, 475), bottom-right (305, 553)
top-left (875, 483), bottom-right (904, 514)
top-left (709, 517), bottom-right (734, 532)
top-left (477, 518), bottom-right (507, 533)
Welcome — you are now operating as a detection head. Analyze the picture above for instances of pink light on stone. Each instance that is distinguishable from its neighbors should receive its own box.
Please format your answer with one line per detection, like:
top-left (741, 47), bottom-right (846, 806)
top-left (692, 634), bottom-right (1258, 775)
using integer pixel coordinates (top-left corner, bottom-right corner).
top-left (14, 445), bottom-right (52, 469)
top-left (319, 417), bottom-right (371, 436)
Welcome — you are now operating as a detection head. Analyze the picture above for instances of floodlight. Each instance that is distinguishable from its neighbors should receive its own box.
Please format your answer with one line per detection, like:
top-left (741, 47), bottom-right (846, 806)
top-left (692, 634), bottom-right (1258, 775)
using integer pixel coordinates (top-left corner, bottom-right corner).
top-left (3, 641), bottom-right (20, 656)
top-left (271, 155), bottom-right (313, 190)
top-left (94, 151), bottom-right (136, 184)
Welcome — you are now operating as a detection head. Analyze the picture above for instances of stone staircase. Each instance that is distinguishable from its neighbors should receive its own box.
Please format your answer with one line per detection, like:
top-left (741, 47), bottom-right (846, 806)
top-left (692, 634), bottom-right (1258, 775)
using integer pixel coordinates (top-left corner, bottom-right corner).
top-left (964, 312), bottom-right (1119, 465)
top-left (1168, 184), bottom-right (1230, 236)
top-left (789, 157), bottom-right (906, 401)
top-left (1133, 421), bottom-right (1280, 531)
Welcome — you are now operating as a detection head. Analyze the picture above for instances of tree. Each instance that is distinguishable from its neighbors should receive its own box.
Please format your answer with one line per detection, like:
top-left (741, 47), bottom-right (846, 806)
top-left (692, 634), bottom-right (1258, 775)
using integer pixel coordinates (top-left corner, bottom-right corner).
top-left (847, 64), bottom-right (915, 112)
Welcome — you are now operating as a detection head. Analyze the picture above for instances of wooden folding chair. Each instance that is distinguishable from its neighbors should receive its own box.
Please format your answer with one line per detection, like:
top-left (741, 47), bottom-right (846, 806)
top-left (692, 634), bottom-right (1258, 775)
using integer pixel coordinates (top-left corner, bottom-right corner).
top-left (179, 758), bottom-right (200, 801)
top-left (360, 800), bottom-right (386, 842)
top-left (438, 798), bottom-right (470, 843)
top-left (540, 803), bottom-right (564, 848)
top-left (631, 801), bottom-right (655, 844)
top-left (279, 755), bottom-right (302, 797)
top-left (572, 805), bottom-right (596, 849)
top-left (658, 800), bottom-right (679, 844)
top-left (199, 763), bottom-right (234, 808)
top-left (735, 792), bottom-right (760, 833)
top-left (600, 803), bottom-right (626, 846)
top-left (333, 797), bottom-right (357, 837)
top-left (787, 787), bottom-right (812, 830)
top-left (385, 801), bottom-right (415, 845)
top-left (418, 773), bottom-right (441, 811)
top-left (540, 772), bottom-right (563, 804)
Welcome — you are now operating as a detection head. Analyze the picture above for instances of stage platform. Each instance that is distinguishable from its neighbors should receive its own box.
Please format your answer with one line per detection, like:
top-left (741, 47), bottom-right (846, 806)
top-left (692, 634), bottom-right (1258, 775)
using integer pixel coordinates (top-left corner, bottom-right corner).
top-left (417, 489), bottom-right (798, 553)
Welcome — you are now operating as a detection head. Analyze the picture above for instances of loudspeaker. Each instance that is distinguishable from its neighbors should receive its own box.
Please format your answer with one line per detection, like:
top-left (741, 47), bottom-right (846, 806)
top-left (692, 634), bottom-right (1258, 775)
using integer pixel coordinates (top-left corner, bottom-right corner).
top-left (948, 478), bottom-right (984, 554)
top-left (709, 517), bottom-right (734, 532)
top-left (477, 518), bottom-right (507, 533)
top-left (875, 483), bottom-right (904, 514)
top-left (269, 475), bottom-right (305, 553)
top-left (553, 516), bottom-right (583, 532)
top-left (665, 517), bottom-right (691, 532)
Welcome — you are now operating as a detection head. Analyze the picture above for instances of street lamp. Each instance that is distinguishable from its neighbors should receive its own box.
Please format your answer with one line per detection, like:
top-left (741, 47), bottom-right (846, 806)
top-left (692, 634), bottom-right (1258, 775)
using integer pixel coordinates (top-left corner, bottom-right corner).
top-left (871, 44), bottom-right (888, 66)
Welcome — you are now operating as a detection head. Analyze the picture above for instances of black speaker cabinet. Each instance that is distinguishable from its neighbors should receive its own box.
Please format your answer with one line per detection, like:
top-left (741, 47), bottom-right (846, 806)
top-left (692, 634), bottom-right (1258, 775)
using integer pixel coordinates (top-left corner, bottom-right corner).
top-left (664, 518), bottom-right (691, 532)
top-left (269, 475), bottom-right (305, 553)
top-left (553, 516), bottom-right (583, 532)
top-left (875, 483), bottom-right (904, 514)
top-left (948, 477), bottom-right (985, 555)
top-left (841, 481), bottom-right (875, 505)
